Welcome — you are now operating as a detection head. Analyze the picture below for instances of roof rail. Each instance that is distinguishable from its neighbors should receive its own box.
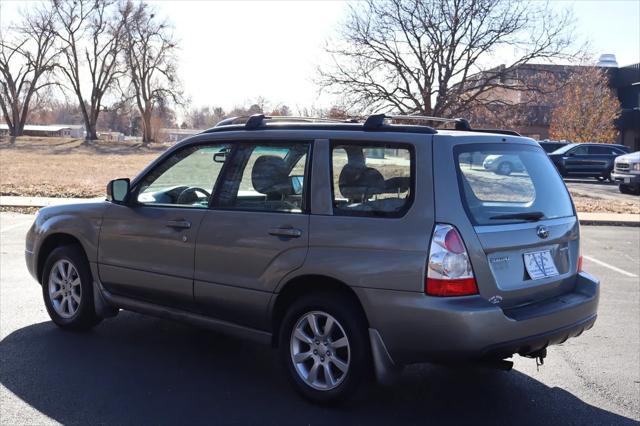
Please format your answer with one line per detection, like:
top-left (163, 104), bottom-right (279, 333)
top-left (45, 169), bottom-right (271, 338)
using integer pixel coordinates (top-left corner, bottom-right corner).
top-left (364, 114), bottom-right (470, 131)
top-left (213, 114), bottom-right (356, 130)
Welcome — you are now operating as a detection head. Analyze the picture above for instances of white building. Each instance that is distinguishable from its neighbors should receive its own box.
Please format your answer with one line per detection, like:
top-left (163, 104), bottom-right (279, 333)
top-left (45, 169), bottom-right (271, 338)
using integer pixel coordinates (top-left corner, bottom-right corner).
top-left (158, 128), bottom-right (203, 143)
top-left (0, 123), bottom-right (85, 138)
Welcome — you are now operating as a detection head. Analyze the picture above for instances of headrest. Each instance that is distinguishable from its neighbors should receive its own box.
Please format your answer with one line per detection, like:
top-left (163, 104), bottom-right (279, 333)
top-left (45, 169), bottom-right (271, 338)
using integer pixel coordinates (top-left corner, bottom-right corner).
top-left (339, 164), bottom-right (385, 200)
top-left (252, 155), bottom-right (293, 196)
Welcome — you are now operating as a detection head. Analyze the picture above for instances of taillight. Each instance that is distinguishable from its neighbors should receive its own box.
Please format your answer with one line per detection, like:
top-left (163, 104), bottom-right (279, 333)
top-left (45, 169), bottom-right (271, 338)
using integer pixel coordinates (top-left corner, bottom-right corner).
top-left (426, 224), bottom-right (478, 297)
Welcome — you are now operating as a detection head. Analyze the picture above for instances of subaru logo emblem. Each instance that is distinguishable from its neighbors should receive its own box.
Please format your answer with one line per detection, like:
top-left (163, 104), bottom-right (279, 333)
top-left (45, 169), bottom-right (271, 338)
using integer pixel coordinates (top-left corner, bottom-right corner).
top-left (536, 225), bottom-right (549, 239)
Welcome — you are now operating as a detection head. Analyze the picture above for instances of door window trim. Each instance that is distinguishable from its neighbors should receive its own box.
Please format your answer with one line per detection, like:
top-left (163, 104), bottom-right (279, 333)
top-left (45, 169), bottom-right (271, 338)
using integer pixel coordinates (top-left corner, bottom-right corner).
top-left (209, 140), bottom-right (314, 215)
top-left (129, 142), bottom-right (234, 210)
top-left (328, 139), bottom-right (416, 218)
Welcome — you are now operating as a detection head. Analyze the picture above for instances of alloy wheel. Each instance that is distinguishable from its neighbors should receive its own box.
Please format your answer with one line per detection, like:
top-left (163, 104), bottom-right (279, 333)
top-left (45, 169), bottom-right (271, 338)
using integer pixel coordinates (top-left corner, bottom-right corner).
top-left (48, 259), bottom-right (82, 318)
top-left (290, 311), bottom-right (351, 391)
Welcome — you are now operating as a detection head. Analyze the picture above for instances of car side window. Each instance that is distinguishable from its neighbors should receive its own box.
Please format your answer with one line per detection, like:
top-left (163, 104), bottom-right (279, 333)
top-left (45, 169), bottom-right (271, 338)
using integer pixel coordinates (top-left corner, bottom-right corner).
top-left (571, 145), bottom-right (589, 155)
top-left (136, 144), bottom-right (230, 208)
top-left (588, 145), bottom-right (611, 155)
top-left (331, 142), bottom-right (413, 217)
top-left (214, 142), bottom-right (310, 213)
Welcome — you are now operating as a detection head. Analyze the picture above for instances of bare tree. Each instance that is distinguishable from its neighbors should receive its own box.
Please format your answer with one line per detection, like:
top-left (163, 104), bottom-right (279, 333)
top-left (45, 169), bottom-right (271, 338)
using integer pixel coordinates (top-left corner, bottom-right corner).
top-left (52, 0), bottom-right (126, 141)
top-left (186, 106), bottom-right (226, 129)
top-left (549, 67), bottom-right (620, 143)
top-left (318, 0), bottom-right (582, 119)
top-left (0, 8), bottom-right (58, 138)
top-left (121, 1), bottom-right (183, 144)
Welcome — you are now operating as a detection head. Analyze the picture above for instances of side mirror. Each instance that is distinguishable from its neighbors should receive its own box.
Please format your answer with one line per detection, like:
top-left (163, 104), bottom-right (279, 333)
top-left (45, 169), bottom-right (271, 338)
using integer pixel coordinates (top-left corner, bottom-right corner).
top-left (567, 152), bottom-right (575, 157)
top-left (213, 147), bottom-right (231, 163)
top-left (107, 178), bottom-right (130, 204)
top-left (290, 175), bottom-right (304, 195)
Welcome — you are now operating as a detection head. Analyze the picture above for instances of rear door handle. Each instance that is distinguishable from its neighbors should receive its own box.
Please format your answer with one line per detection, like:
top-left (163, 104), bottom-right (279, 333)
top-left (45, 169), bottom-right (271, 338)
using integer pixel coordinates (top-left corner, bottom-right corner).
top-left (166, 219), bottom-right (191, 229)
top-left (268, 227), bottom-right (302, 238)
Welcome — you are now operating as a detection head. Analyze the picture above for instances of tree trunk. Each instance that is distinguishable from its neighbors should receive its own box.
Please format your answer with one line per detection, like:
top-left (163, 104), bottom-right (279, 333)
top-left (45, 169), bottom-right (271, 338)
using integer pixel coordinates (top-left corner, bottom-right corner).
top-left (84, 108), bottom-right (99, 141)
top-left (141, 109), bottom-right (153, 145)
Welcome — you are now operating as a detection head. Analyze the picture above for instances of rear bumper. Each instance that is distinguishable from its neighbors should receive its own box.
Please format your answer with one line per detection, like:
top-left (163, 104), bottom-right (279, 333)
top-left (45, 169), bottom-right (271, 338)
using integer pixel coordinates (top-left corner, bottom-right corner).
top-left (356, 271), bottom-right (599, 365)
top-left (480, 313), bottom-right (596, 359)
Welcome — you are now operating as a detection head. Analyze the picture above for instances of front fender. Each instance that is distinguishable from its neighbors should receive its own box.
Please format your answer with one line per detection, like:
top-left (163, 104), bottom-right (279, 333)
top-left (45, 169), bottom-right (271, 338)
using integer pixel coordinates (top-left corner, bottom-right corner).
top-left (30, 201), bottom-right (109, 280)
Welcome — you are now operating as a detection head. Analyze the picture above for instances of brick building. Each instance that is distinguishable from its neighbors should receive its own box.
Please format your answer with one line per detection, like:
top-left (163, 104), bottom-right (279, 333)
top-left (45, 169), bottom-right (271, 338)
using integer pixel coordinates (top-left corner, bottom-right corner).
top-left (463, 59), bottom-right (640, 151)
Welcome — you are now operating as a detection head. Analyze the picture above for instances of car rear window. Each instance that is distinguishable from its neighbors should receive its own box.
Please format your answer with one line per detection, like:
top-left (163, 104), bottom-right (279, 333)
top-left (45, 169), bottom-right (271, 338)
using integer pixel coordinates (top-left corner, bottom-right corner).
top-left (455, 144), bottom-right (574, 225)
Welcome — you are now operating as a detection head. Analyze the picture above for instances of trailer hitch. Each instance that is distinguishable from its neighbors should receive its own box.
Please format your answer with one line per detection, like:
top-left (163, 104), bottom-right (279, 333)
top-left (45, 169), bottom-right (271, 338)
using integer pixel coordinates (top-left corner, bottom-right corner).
top-left (525, 348), bottom-right (547, 371)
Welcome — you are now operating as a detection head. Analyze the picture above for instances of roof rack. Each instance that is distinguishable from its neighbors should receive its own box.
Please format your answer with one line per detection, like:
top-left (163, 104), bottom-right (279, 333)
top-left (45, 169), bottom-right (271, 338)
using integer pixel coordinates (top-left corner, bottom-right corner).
top-left (203, 113), bottom-right (520, 137)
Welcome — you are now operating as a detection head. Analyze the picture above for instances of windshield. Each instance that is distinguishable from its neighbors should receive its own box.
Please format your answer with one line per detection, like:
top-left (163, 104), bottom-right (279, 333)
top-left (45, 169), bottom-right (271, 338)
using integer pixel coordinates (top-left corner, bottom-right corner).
top-left (456, 143), bottom-right (574, 225)
top-left (550, 144), bottom-right (576, 155)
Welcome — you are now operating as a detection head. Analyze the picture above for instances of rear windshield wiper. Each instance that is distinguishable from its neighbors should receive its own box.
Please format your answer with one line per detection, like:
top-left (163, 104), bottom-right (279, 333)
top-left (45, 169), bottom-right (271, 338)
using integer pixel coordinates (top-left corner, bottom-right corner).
top-left (489, 211), bottom-right (545, 221)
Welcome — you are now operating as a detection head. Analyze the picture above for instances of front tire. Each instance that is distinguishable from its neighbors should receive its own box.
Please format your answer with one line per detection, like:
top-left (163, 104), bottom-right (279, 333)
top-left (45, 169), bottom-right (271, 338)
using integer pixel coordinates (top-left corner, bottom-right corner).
top-left (42, 245), bottom-right (102, 331)
top-left (620, 183), bottom-right (640, 195)
top-left (279, 293), bottom-right (371, 403)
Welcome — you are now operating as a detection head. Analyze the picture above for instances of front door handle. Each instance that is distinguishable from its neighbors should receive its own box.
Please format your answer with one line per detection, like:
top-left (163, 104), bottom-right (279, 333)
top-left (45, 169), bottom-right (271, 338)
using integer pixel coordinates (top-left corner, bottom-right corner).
top-left (268, 227), bottom-right (302, 238)
top-left (166, 219), bottom-right (191, 229)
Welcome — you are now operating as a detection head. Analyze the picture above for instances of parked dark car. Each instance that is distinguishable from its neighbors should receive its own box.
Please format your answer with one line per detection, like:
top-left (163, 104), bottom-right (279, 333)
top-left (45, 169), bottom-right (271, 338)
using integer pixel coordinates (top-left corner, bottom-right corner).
top-left (537, 140), bottom-right (569, 153)
top-left (547, 143), bottom-right (631, 181)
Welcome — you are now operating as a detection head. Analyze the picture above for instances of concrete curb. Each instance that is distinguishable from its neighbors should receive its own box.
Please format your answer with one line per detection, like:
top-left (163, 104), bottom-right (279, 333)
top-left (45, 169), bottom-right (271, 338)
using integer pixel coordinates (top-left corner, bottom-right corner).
top-left (577, 212), bottom-right (640, 227)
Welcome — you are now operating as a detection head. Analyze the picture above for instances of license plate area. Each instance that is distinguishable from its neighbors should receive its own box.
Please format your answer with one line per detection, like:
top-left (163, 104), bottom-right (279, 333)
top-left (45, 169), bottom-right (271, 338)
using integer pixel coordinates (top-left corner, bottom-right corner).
top-left (523, 250), bottom-right (559, 280)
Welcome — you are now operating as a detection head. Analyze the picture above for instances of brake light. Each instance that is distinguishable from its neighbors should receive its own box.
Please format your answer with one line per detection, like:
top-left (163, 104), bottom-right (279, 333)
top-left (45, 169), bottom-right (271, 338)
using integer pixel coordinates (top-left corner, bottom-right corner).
top-left (426, 224), bottom-right (478, 297)
top-left (577, 255), bottom-right (583, 273)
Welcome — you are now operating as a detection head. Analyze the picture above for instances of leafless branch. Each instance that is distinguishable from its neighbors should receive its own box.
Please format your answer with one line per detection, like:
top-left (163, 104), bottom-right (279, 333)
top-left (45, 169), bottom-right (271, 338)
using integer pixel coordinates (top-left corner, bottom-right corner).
top-left (0, 6), bottom-right (58, 137)
top-left (317, 0), bottom-right (584, 122)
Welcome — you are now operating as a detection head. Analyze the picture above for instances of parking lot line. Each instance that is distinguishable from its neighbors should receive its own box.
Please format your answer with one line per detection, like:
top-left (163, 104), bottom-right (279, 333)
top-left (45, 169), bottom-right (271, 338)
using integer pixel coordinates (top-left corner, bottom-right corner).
top-left (583, 255), bottom-right (638, 278)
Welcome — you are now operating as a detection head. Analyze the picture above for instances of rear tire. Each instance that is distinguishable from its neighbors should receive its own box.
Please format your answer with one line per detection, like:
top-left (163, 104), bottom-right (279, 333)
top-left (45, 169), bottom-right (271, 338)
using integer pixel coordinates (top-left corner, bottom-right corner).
top-left (42, 245), bottom-right (102, 331)
top-left (496, 161), bottom-right (513, 175)
top-left (278, 292), bottom-right (371, 404)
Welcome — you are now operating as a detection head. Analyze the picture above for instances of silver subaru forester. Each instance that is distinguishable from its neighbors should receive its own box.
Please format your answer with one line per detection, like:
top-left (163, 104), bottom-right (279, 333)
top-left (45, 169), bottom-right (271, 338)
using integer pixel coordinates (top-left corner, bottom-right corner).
top-left (25, 114), bottom-right (599, 402)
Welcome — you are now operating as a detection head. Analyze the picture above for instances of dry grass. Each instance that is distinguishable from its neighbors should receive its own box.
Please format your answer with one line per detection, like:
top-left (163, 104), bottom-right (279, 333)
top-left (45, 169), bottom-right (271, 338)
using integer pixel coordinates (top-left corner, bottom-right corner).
top-left (0, 136), bottom-right (165, 198)
top-left (571, 193), bottom-right (640, 214)
top-left (1, 136), bottom-right (638, 214)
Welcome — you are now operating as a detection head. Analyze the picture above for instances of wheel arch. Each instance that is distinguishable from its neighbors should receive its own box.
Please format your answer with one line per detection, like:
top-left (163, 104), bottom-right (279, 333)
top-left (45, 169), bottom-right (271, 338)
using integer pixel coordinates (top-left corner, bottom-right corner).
top-left (37, 233), bottom-right (89, 284)
top-left (270, 274), bottom-right (369, 348)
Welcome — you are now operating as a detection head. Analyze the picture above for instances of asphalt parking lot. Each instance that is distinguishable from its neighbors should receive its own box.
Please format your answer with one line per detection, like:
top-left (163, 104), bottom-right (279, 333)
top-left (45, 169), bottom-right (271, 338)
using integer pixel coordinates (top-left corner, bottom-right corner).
top-left (564, 178), bottom-right (638, 201)
top-left (0, 212), bottom-right (638, 425)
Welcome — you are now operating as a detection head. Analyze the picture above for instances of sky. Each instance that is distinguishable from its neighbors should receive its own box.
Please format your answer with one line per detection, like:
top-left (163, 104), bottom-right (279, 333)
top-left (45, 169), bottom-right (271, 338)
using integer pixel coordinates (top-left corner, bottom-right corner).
top-left (1, 0), bottom-right (639, 114)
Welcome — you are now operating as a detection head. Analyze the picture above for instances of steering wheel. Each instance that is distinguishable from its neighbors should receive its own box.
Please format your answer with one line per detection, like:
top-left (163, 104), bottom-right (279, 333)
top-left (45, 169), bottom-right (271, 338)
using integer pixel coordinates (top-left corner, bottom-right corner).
top-left (176, 186), bottom-right (211, 205)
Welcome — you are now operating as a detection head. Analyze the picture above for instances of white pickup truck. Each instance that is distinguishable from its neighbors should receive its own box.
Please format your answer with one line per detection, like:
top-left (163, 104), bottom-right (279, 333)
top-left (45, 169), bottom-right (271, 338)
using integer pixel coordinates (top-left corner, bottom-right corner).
top-left (612, 151), bottom-right (640, 195)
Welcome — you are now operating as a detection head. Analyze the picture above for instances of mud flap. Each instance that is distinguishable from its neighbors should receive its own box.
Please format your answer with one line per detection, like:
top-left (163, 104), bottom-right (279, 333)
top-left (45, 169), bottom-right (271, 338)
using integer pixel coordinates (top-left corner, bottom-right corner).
top-left (369, 328), bottom-right (403, 385)
top-left (93, 280), bottom-right (119, 318)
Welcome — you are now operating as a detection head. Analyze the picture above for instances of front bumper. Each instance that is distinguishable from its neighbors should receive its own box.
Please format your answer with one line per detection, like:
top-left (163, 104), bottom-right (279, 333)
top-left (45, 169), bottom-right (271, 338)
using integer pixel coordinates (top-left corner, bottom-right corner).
top-left (356, 271), bottom-right (599, 365)
top-left (25, 249), bottom-right (37, 282)
top-left (611, 171), bottom-right (640, 184)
